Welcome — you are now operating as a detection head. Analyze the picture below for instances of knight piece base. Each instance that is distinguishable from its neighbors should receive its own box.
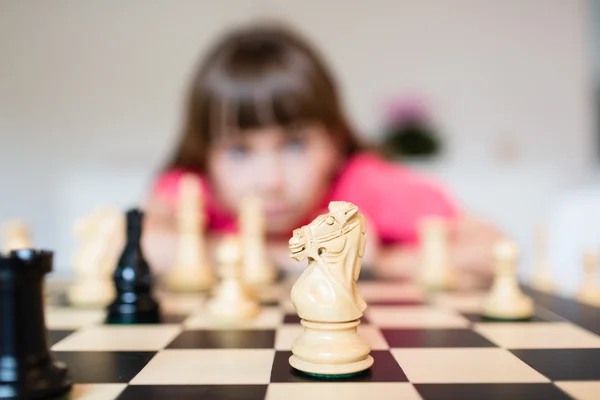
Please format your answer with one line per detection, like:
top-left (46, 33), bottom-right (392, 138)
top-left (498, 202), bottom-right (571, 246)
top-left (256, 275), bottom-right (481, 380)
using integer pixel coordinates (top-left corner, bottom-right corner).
top-left (0, 358), bottom-right (72, 400)
top-left (289, 319), bottom-right (373, 376)
top-left (289, 354), bottom-right (374, 377)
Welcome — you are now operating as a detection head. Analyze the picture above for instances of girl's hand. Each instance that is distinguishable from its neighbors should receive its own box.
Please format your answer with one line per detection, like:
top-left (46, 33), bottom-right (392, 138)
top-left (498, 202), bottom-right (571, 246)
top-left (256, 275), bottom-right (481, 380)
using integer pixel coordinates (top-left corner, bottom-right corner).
top-left (449, 214), bottom-right (504, 279)
top-left (373, 214), bottom-right (503, 289)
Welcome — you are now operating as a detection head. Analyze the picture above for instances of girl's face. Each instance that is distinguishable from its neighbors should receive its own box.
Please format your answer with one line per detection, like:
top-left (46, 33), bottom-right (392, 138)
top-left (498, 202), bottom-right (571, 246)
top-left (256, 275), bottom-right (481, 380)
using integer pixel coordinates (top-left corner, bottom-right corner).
top-left (207, 123), bottom-right (343, 236)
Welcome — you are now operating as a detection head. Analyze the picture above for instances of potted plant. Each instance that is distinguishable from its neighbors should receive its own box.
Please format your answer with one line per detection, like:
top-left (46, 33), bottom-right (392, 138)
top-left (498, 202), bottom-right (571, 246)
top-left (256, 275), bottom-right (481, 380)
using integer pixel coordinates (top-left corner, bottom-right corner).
top-left (379, 95), bottom-right (442, 162)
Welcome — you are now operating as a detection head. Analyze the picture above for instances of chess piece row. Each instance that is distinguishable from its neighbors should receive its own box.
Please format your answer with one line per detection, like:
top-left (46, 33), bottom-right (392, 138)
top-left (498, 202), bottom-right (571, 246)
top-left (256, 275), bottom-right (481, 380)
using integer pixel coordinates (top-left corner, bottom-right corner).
top-left (527, 225), bottom-right (600, 306)
top-left (162, 173), bottom-right (275, 293)
top-left (416, 216), bottom-right (600, 308)
top-left (62, 173), bottom-right (275, 308)
top-left (73, 206), bottom-right (260, 325)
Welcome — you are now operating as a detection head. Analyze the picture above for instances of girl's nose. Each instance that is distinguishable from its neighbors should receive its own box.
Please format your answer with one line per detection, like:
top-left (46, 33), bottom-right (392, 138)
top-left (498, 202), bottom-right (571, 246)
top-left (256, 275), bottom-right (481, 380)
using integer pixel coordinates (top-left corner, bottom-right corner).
top-left (255, 155), bottom-right (284, 193)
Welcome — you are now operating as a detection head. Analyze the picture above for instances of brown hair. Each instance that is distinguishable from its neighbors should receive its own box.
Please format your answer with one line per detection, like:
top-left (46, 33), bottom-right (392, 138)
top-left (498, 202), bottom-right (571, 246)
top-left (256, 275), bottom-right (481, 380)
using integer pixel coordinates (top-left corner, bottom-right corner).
top-left (166, 22), bottom-right (361, 172)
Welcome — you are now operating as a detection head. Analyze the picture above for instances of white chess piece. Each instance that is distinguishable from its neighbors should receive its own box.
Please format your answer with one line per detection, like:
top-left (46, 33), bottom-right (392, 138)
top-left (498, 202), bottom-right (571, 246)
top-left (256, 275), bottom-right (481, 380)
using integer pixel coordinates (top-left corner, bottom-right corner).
top-left (207, 234), bottom-right (259, 320)
top-left (481, 240), bottom-right (534, 320)
top-left (288, 201), bottom-right (373, 376)
top-left (418, 216), bottom-right (456, 291)
top-left (530, 225), bottom-right (555, 292)
top-left (3, 220), bottom-right (32, 252)
top-left (240, 195), bottom-right (275, 286)
top-left (163, 174), bottom-right (213, 292)
top-left (67, 207), bottom-right (124, 307)
top-left (577, 251), bottom-right (600, 306)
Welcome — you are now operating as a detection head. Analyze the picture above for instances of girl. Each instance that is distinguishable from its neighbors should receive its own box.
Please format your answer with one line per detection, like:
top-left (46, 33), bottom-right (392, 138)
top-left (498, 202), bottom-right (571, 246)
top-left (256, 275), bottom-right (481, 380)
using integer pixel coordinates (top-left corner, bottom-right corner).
top-left (143, 22), bottom-right (501, 285)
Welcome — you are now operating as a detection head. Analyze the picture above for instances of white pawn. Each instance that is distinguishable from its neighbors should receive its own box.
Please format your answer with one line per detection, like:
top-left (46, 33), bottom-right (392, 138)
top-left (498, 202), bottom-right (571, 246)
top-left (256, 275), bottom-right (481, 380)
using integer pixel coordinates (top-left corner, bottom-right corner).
top-left (163, 173), bottom-right (213, 292)
top-left (530, 225), bottom-right (555, 292)
top-left (482, 240), bottom-right (534, 320)
top-left (577, 251), bottom-right (600, 306)
top-left (3, 220), bottom-right (32, 253)
top-left (240, 195), bottom-right (275, 286)
top-left (68, 207), bottom-right (124, 307)
top-left (207, 235), bottom-right (259, 320)
top-left (418, 216), bottom-right (456, 291)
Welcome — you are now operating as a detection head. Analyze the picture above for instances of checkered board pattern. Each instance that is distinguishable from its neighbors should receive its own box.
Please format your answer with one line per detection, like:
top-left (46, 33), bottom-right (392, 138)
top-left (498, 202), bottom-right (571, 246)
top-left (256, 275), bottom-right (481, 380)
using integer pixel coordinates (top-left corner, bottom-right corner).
top-left (44, 279), bottom-right (600, 400)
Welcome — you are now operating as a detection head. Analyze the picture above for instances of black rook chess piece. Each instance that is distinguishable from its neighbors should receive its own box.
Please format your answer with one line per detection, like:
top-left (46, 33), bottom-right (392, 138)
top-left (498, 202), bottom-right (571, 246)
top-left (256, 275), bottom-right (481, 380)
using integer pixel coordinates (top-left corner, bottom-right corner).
top-left (0, 249), bottom-right (72, 399)
top-left (106, 208), bottom-right (160, 324)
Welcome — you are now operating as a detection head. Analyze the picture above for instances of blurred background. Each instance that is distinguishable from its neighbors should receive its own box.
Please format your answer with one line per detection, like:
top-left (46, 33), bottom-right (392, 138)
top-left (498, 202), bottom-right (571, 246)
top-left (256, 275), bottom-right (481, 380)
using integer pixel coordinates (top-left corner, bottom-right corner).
top-left (0, 0), bottom-right (599, 290)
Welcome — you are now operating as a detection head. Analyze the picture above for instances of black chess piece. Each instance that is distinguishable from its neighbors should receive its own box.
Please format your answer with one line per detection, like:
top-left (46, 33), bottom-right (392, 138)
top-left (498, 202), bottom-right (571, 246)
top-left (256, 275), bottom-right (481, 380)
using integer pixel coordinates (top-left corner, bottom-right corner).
top-left (106, 208), bottom-right (160, 324)
top-left (0, 249), bottom-right (72, 399)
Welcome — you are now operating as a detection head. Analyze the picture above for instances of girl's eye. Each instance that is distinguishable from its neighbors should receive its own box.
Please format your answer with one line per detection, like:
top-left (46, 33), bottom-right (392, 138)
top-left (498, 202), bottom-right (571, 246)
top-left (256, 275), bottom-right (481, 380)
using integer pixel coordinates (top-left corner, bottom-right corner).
top-left (226, 144), bottom-right (250, 159)
top-left (284, 135), bottom-right (307, 152)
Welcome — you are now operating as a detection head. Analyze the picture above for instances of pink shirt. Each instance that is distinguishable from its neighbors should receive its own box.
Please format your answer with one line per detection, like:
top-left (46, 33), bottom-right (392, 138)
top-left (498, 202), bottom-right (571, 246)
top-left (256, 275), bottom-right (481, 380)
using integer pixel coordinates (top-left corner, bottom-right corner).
top-left (153, 152), bottom-right (459, 245)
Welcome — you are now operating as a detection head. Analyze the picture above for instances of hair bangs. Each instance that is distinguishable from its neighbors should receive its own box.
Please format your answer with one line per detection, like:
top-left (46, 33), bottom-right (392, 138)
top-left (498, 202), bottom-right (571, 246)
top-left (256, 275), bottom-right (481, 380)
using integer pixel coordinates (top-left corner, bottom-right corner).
top-left (206, 62), bottom-right (330, 138)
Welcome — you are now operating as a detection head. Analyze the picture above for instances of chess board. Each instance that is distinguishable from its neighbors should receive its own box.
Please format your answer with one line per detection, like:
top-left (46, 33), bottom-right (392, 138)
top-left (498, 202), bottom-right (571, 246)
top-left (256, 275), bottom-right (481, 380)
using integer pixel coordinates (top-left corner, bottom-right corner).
top-left (44, 278), bottom-right (600, 400)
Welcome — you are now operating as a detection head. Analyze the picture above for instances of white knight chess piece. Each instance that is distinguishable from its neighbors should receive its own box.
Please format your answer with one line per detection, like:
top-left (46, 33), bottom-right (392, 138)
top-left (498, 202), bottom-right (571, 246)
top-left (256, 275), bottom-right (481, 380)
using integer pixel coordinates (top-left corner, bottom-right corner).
top-left (288, 201), bottom-right (373, 376)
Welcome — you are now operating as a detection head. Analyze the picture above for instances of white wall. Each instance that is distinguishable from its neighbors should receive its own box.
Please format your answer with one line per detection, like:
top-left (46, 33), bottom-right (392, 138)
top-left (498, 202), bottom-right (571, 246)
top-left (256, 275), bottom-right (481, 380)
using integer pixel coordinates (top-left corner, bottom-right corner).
top-left (0, 0), bottom-right (597, 275)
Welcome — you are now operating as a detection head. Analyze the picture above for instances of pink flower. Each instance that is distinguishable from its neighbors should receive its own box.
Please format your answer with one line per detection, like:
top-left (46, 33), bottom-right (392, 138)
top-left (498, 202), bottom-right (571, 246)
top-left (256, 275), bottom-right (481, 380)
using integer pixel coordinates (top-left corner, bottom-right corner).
top-left (384, 95), bottom-right (431, 126)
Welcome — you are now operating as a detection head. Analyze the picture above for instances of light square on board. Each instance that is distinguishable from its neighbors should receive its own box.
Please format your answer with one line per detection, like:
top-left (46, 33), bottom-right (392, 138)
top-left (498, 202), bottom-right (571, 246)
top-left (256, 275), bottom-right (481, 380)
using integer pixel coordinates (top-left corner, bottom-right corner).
top-left (555, 381), bottom-right (600, 400)
top-left (44, 307), bottom-right (105, 329)
top-left (474, 322), bottom-right (600, 349)
top-left (183, 306), bottom-right (283, 329)
top-left (391, 348), bottom-right (549, 384)
top-left (365, 306), bottom-right (469, 328)
top-left (275, 324), bottom-right (389, 350)
top-left (265, 382), bottom-right (422, 400)
top-left (69, 383), bottom-right (127, 400)
top-left (130, 349), bottom-right (275, 385)
top-left (51, 325), bottom-right (182, 351)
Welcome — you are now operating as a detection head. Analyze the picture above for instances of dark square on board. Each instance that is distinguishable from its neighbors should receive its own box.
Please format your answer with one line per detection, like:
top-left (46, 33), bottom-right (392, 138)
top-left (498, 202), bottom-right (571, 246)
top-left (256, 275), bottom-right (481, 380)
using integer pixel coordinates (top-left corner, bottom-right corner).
top-left (48, 330), bottom-right (75, 346)
top-left (414, 383), bottom-right (572, 400)
top-left (157, 313), bottom-right (189, 324)
top-left (166, 330), bottom-right (276, 349)
top-left (53, 351), bottom-right (156, 384)
top-left (510, 349), bottom-right (600, 381)
top-left (117, 385), bottom-right (268, 400)
top-left (381, 328), bottom-right (497, 348)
